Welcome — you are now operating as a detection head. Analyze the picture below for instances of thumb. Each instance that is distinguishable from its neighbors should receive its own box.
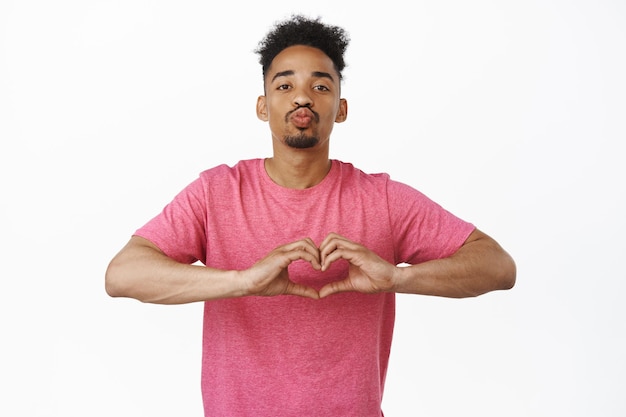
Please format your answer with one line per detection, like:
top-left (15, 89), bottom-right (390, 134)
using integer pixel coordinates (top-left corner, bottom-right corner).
top-left (318, 279), bottom-right (353, 298)
top-left (285, 281), bottom-right (320, 299)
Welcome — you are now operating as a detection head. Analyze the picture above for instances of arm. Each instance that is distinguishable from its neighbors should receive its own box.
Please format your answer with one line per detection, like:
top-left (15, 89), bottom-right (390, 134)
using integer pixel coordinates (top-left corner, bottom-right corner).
top-left (318, 229), bottom-right (516, 298)
top-left (105, 236), bottom-right (321, 304)
top-left (392, 228), bottom-right (516, 297)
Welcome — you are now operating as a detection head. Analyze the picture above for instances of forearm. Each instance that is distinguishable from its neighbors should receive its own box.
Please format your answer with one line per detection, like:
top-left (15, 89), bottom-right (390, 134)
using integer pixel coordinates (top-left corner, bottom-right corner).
top-left (105, 237), bottom-right (245, 304)
top-left (392, 230), bottom-right (516, 298)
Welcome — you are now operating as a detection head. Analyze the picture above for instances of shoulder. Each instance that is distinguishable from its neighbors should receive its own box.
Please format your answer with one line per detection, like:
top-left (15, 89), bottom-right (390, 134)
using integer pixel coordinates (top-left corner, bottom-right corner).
top-left (335, 160), bottom-right (424, 196)
top-left (334, 160), bottom-right (391, 186)
top-left (168, 159), bottom-right (262, 201)
top-left (335, 161), bottom-right (441, 211)
top-left (197, 159), bottom-right (262, 184)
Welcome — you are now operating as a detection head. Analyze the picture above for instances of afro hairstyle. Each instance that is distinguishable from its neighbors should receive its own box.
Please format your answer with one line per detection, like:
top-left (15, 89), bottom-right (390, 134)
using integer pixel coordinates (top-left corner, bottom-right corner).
top-left (255, 15), bottom-right (350, 82)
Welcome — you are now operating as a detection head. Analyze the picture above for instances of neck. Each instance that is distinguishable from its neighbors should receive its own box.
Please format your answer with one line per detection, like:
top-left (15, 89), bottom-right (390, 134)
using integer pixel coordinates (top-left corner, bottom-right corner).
top-left (265, 148), bottom-right (331, 189)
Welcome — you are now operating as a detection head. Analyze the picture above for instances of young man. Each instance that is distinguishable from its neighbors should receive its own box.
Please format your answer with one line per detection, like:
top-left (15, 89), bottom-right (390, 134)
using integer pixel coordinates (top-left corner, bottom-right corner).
top-left (106, 15), bottom-right (516, 417)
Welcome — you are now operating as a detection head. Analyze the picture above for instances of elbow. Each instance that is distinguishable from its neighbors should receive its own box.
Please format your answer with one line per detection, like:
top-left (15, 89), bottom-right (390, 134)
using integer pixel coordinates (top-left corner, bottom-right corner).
top-left (105, 236), bottom-right (161, 301)
top-left (467, 252), bottom-right (516, 298)
top-left (105, 256), bottom-right (161, 303)
top-left (105, 279), bottom-right (122, 299)
top-left (503, 271), bottom-right (516, 291)
top-left (497, 252), bottom-right (517, 291)
top-left (105, 259), bottom-right (130, 298)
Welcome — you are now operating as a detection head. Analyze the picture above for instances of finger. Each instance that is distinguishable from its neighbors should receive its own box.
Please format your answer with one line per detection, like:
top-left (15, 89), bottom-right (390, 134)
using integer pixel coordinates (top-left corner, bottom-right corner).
top-left (274, 239), bottom-right (320, 268)
top-left (319, 234), bottom-right (355, 265)
top-left (286, 237), bottom-right (319, 252)
top-left (284, 238), bottom-right (321, 267)
top-left (319, 243), bottom-right (338, 269)
top-left (284, 282), bottom-right (320, 299)
top-left (319, 232), bottom-right (343, 249)
top-left (321, 246), bottom-right (363, 271)
top-left (319, 232), bottom-right (354, 251)
top-left (273, 249), bottom-right (320, 271)
top-left (319, 279), bottom-right (353, 298)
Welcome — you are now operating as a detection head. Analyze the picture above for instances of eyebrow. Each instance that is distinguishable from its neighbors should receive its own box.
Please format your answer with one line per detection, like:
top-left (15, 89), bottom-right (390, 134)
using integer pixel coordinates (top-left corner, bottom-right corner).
top-left (270, 70), bottom-right (335, 83)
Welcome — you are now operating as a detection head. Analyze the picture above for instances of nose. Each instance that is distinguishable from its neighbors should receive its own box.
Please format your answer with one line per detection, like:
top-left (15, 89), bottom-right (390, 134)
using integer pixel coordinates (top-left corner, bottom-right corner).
top-left (293, 87), bottom-right (313, 108)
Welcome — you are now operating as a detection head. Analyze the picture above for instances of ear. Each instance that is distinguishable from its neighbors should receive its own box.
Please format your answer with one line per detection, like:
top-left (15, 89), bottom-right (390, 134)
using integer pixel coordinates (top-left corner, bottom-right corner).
top-left (256, 96), bottom-right (268, 121)
top-left (335, 98), bottom-right (348, 123)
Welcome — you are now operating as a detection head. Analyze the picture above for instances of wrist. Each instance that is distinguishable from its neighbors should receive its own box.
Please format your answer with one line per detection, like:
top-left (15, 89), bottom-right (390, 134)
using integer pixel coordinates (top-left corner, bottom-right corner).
top-left (231, 269), bottom-right (253, 298)
top-left (390, 263), bottom-right (412, 293)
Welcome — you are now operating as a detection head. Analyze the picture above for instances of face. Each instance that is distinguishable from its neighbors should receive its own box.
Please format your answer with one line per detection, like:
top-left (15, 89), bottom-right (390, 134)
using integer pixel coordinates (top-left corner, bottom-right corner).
top-left (256, 45), bottom-right (348, 150)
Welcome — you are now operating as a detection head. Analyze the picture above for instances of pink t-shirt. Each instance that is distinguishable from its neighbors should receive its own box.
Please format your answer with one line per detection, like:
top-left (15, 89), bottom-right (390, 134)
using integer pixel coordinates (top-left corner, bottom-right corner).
top-left (135, 159), bottom-right (474, 416)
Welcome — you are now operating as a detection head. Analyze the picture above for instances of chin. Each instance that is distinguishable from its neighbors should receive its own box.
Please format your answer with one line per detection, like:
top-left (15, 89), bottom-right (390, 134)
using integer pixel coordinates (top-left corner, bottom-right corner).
top-left (284, 134), bottom-right (319, 149)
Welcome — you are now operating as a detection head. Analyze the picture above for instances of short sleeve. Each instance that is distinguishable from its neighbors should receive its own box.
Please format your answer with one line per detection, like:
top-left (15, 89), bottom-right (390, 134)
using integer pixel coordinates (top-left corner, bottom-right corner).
top-left (134, 175), bottom-right (208, 265)
top-left (387, 179), bottom-right (475, 264)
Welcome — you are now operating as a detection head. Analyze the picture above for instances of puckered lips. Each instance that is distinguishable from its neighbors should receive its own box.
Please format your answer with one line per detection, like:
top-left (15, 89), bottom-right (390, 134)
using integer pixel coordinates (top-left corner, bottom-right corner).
top-left (289, 107), bottom-right (315, 129)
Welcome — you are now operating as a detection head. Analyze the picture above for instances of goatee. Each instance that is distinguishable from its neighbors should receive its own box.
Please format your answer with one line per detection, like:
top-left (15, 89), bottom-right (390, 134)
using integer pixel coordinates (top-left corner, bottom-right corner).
top-left (284, 133), bottom-right (319, 149)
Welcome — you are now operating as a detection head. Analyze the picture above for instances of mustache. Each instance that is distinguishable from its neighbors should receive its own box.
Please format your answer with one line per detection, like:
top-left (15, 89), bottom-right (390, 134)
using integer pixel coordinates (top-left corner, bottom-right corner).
top-left (286, 105), bottom-right (320, 122)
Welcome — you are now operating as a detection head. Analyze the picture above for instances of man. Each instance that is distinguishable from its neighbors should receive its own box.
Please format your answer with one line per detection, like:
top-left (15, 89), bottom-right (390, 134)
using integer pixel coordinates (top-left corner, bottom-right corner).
top-left (106, 14), bottom-right (516, 417)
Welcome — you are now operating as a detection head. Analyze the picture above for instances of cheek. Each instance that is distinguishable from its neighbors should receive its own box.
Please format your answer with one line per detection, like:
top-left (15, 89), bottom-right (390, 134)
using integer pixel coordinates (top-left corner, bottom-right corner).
top-left (265, 100), bottom-right (287, 120)
top-left (268, 112), bottom-right (285, 127)
top-left (321, 108), bottom-right (340, 126)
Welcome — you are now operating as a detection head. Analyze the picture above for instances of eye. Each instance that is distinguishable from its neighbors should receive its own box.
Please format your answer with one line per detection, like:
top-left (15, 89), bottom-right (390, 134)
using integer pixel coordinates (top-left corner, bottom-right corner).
top-left (313, 85), bottom-right (330, 92)
top-left (276, 84), bottom-right (291, 91)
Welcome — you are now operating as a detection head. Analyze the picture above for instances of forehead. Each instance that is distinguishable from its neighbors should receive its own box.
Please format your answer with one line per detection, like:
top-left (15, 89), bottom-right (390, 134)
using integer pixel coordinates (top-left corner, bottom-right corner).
top-left (267, 45), bottom-right (338, 80)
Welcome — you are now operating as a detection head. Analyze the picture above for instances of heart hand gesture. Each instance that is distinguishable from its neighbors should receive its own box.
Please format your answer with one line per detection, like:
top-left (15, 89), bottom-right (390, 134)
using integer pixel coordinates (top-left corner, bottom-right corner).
top-left (239, 234), bottom-right (398, 299)
top-left (318, 233), bottom-right (398, 298)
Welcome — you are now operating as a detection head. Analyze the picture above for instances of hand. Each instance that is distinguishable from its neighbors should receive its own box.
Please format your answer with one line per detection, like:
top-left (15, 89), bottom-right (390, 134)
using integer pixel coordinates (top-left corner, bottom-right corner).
top-left (318, 233), bottom-right (398, 298)
top-left (239, 238), bottom-right (321, 299)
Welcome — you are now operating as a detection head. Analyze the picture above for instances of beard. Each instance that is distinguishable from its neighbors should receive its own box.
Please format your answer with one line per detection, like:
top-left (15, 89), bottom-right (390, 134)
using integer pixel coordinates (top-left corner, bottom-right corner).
top-left (284, 132), bottom-right (319, 149)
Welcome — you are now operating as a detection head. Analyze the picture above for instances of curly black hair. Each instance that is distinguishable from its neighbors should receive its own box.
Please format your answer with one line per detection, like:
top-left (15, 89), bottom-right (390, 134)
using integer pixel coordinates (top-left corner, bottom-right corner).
top-left (255, 15), bottom-right (350, 81)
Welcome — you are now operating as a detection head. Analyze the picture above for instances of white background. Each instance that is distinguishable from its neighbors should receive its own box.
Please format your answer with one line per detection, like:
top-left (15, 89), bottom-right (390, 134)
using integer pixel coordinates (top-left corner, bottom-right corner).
top-left (1, 1), bottom-right (625, 416)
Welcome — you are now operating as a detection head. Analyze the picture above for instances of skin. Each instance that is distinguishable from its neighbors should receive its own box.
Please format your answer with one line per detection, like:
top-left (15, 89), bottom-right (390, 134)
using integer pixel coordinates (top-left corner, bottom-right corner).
top-left (105, 45), bottom-right (516, 304)
top-left (257, 45), bottom-right (347, 189)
